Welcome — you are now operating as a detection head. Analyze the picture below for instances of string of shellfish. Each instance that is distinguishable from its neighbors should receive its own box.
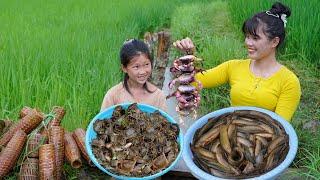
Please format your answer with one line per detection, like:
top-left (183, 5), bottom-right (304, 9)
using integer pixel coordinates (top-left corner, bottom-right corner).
top-left (166, 48), bottom-right (204, 128)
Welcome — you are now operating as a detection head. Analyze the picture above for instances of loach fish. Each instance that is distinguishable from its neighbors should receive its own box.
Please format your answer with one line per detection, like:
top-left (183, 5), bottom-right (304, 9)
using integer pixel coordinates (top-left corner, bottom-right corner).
top-left (227, 147), bottom-right (244, 166)
top-left (254, 139), bottom-right (262, 157)
top-left (267, 135), bottom-right (287, 154)
top-left (195, 125), bottom-right (220, 147)
top-left (209, 139), bottom-right (220, 153)
top-left (216, 145), bottom-right (241, 175)
top-left (191, 110), bottom-right (289, 179)
top-left (192, 146), bottom-right (216, 160)
top-left (197, 113), bottom-right (231, 138)
top-left (220, 125), bottom-right (232, 154)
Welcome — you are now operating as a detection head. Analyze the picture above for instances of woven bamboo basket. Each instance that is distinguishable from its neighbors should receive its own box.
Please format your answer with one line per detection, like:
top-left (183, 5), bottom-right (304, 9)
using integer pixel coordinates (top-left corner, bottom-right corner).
top-left (19, 158), bottom-right (39, 180)
top-left (40, 128), bottom-right (49, 144)
top-left (20, 107), bottom-right (44, 120)
top-left (0, 119), bottom-right (13, 137)
top-left (20, 109), bottom-right (44, 133)
top-left (39, 106), bottom-right (65, 142)
top-left (0, 109), bottom-right (43, 146)
top-left (27, 133), bottom-right (45, 158)
top-left (19, 106), bottom-right (33, 119)
top-left (49, 126), bottom-right (64, 179)
top-left (73, 128), bottom-right (91, 164)
top-left (4, 119), bottom-right (13, 131)
top-left (39, 144), bottom-right (56, 180)
top-left (0, 123), bottom-right (19, 147)
top-left (65, 132), bottom-right (82, 168)
top-left (0, 129), bottom-right (27, 177)
top-left (49, 106), bottom-right (66, 127)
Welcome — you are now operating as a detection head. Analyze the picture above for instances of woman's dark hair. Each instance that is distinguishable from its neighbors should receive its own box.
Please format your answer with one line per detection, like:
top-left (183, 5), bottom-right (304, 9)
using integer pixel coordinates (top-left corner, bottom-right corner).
top-left (119, 39), bottom-right (154, 95)
top-left (242, 2), bottom-right (291, 47)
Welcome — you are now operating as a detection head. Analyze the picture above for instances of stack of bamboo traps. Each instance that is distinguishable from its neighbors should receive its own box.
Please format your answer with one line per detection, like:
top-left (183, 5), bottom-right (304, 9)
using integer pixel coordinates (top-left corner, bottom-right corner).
top-left (0, 106), bottom-right (92, 179)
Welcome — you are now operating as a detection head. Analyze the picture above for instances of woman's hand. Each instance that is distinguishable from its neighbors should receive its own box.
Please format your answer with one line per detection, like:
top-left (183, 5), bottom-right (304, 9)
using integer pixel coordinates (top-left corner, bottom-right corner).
top-left (173, 37), bottom-right (195, 54)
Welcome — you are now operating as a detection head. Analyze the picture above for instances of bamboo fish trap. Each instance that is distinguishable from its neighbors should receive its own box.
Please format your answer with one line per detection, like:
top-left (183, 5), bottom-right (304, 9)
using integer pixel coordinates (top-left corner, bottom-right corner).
top-left (0, 130), bottom-right (27, 177)
top-left (49, 126), bottom-right (65, 179)
top-left (40, 106), bottom-right (65, 141)
top-left (19, 158), bottom-right (39, 180)
top-left (73, 128), bottom-right (91, 164)
top-left (26, 133), bottom-right (44, 158)
top-left (39, 144), bottom-right (56, 180)
top-left (19, 106), bottom-right (33, 119)
top-left (0, 109), bottom-right (43, 146)
top-left (49, 106), bottom-right (66, 127)
top-left (65, 132), bottom-right (82, 168)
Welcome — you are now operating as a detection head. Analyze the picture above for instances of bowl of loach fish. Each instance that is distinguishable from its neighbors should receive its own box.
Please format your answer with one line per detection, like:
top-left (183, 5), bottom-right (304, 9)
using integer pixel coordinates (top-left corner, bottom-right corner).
top-left (85, 103), bottom-right (183, 180)
top-left (183, 106), bottom-right (298, 180)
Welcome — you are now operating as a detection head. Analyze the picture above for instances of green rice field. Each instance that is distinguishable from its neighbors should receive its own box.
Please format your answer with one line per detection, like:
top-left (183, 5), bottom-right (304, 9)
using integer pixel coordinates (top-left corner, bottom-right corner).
top-left (0, 0), bottom-right (195, 130)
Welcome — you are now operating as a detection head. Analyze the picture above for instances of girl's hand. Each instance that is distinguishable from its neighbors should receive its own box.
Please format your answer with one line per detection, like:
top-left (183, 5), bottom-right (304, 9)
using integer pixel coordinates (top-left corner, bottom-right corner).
top-left (173, 37), bottom-right (195, 54)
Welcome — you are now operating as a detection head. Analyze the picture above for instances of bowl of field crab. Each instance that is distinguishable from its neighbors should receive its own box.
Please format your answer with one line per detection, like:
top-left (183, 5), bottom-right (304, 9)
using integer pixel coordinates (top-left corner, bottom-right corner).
top-left (183, 106), bottom-right (298, 180)
top-left (85, 103), bottom-right (183, 180)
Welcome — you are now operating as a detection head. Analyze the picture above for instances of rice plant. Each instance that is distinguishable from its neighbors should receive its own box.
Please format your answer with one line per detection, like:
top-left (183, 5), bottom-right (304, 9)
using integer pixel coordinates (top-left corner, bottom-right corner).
top-left (0, 0), bottom-right (196, 130)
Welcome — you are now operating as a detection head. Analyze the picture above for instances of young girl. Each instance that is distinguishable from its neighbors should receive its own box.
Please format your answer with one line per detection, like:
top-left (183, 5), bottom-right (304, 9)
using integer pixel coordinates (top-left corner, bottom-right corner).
top-left (100, 39), bottom-right (167, 112)
top-left (174, 2), bottom-right (301, 121)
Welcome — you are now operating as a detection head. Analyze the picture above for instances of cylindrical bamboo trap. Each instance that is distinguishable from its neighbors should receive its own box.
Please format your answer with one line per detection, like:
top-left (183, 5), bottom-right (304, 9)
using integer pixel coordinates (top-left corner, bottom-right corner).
top-left (20, 107), bottom-right (44, 120)
top-left (49, 126), bottom-right (64, 179)
top-left (19, 109), bottom-right (44, 133)
top-left (0, 123), bottom-right (19, 147)
top-left (39, 131), bottom-right (48, 146)
top-left (4, 119), bottom-right (13, 133)
top-left (39, 106), bottom-right (66, 139)
top-left (73, 128), bottom-right (92, 164)
top-left (0, 119), bottom-right (13, 140)
top-left (49, 106), bottom-right (66, 127)
top-left (19, 106), bottom-right (33, 119)
top-left (65, 132), bottom-right (82, 168)
top-left (0, 109), bottom-right (43, 146)
top-left (19, 158), bottom-right (39, 180)
top-left (0, 119), bottom-right (13, 137)
top-left (27, 133), bottom-right (45, 158)
top-left (0, 129), bottom-right (27, 178)
top-left (39, 144), bottom-right (56, 180)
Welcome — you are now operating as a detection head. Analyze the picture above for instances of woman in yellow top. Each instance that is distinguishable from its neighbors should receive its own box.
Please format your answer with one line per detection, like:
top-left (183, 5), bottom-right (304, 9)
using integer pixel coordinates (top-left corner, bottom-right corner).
top-left (174, 2), bottom-right (301, 122)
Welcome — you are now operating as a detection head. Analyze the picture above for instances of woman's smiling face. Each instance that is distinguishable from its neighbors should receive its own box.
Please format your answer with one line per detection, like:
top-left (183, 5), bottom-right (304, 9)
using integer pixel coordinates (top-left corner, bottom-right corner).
top-left (244, 26), bottom-right (279, 61)
top-left (122, 54), bottom-right (152, 85)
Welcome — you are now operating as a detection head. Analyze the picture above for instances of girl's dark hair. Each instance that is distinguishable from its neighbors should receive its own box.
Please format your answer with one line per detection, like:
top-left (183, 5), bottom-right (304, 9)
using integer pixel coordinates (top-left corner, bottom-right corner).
top-left (119, 39), bottom-right (154, 95)
top-left (242, 2), bottom-right (291, 47)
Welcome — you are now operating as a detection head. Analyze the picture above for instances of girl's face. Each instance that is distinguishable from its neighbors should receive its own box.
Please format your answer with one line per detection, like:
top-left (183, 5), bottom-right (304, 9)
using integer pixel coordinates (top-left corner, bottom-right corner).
top-left (122, 54), bottom-right (152, 85)
top-left (244, 26), bottom-right (279, 61)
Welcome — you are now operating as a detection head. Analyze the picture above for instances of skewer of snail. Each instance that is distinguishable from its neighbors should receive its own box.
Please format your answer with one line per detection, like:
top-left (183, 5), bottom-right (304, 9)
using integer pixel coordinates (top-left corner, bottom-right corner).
top-left (167, 55), bottom-right (204, 114)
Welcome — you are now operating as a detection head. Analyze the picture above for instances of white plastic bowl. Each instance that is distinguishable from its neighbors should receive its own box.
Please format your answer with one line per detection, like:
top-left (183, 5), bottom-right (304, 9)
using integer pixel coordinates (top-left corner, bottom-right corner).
top-left (183, 106), bottom-right (298, 180)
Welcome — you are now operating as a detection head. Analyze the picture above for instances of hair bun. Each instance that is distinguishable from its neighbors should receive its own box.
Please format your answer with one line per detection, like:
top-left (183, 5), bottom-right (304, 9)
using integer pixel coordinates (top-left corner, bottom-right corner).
top-left (270, 2), bottom-right (291, 17)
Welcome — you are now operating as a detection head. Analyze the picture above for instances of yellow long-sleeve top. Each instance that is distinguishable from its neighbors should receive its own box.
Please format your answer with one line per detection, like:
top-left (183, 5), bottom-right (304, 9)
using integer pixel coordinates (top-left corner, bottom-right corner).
top-left (195, 59), bottom-right (301, 121)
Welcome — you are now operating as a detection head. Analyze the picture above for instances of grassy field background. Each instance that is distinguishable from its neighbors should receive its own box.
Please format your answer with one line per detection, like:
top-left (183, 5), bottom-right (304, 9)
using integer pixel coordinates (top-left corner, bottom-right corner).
top-left (0, 0), bottom-right (196, 130)
top-left (1, 0), bottom-right (319, 179)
